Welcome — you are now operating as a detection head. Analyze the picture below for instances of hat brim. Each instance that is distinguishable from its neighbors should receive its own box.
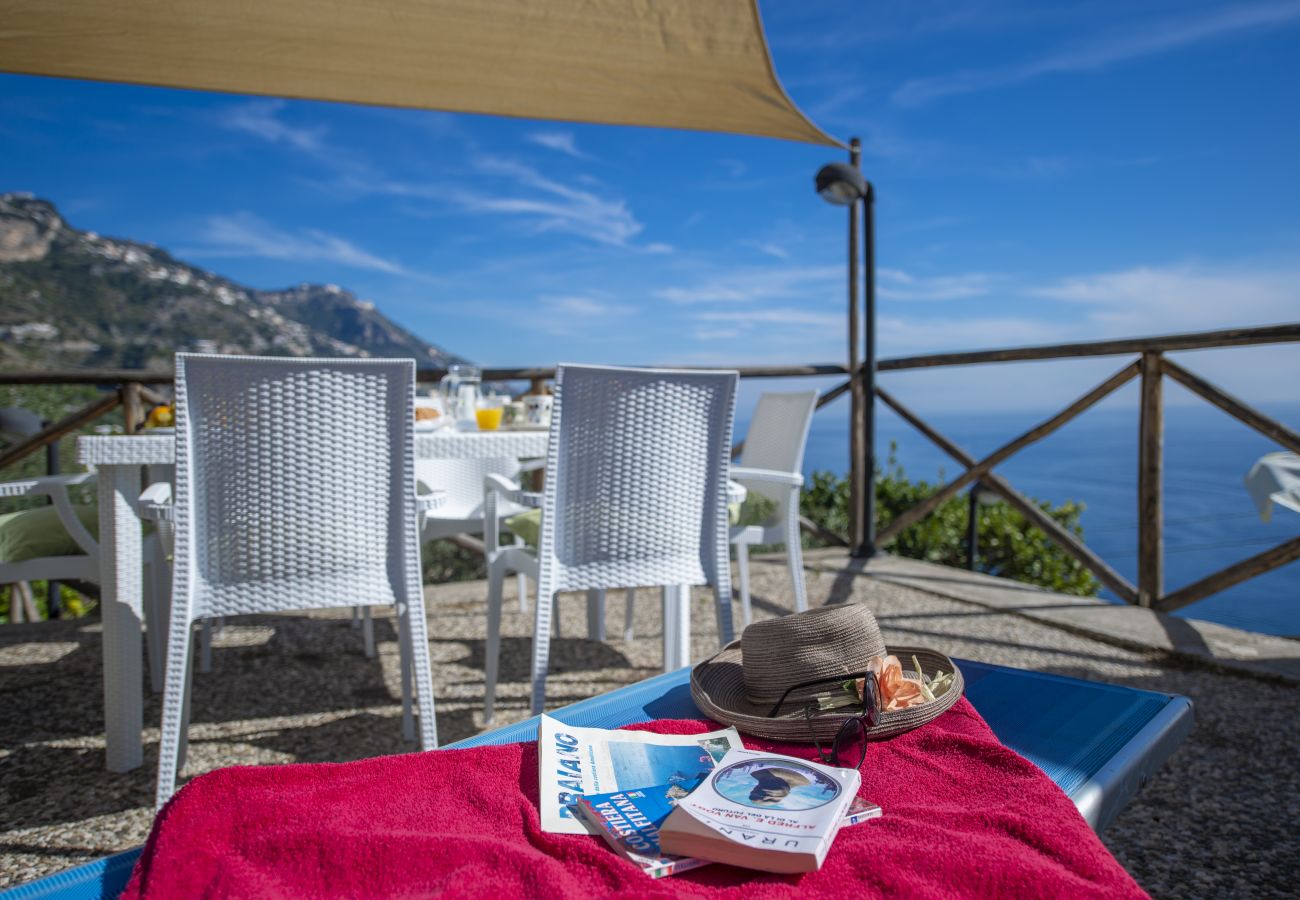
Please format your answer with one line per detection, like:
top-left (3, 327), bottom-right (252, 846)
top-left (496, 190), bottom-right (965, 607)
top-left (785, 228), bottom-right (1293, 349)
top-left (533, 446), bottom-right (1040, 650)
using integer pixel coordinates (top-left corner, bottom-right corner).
top-left (690, 641), bottom-right (964, 743)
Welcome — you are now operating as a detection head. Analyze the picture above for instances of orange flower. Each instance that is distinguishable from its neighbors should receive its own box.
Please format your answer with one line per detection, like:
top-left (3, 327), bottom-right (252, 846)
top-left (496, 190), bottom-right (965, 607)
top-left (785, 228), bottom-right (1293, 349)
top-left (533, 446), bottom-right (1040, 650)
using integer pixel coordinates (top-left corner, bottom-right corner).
top-left (866, 654), bottom-right (928, 711)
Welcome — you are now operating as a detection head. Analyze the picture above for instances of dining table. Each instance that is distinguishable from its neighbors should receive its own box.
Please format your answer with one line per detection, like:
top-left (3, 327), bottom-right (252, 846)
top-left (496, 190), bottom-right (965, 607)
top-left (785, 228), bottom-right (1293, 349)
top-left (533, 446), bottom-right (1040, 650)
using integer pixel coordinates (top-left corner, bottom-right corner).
top-left (76, 427), bottom-right (739, 773)
top-left (77, 428), bottom-right (551, 773)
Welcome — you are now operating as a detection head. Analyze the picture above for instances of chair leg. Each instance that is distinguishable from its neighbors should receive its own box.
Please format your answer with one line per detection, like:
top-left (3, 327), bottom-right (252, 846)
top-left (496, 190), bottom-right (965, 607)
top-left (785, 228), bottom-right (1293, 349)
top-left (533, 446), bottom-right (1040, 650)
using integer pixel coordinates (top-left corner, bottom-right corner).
top-left (400, 593), bottom-right (438, 751)
top-left (514, 537), bottom-right (528, 613)
top-left (145, 560), bottom-right (165, 694)
top-left (199, 619), bottom-right (213, 673)
top-left (787, 533), bottom-right (808, 613)
top-left (397, 603), bottom-right (415, 742)
top-left (12, 582), bottom-right (30, 622)
top-left (586, 588), bottom-right (605, 641)
top-left (529, 578), bottom-right (556, 716)
top-left (178, 627), bottom-right (195, 774)
top-left (155, 610), bottom-right (195, 810)
top-left (362, 606), bottom-right (376, 659)
top-left (623, 588), bottom-right (636, 642)
top-left (552, 595), bottom-right (562, 638)
top-left (351, 607), bottom-right (362, 629)
top-left (735, 541), bottom-right (753, 628)
top-left (485, 562), bottom-right (506, 724)
top-left (661, 584), bottom-right (691, 672)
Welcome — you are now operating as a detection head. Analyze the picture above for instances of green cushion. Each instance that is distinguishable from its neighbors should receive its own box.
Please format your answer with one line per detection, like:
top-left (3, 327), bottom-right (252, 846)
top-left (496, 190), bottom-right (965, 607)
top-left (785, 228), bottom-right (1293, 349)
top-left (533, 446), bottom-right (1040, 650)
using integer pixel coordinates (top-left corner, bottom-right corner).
top-left (730, 492), bottom-right (779, 527)
top-left (505, 509), bottom-right (541, 548)
top-left (504, 492), bottom-right (781, 550)
top-left (0, 503), bottom-right (99, 564)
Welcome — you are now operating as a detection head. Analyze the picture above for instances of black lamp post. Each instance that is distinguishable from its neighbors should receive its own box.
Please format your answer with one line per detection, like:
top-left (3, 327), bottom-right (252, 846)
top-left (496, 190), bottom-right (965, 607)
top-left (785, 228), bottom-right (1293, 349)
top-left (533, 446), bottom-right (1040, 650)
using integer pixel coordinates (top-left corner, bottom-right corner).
top-left (815, 137), bottom-right (875, 558)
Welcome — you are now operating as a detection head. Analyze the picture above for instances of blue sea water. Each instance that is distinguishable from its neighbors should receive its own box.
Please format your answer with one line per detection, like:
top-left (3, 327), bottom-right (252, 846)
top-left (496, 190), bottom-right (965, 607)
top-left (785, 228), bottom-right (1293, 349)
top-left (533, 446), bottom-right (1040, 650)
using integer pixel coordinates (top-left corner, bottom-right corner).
top-left (766, 400), bottom-right (1300, 637)
top-left (605, 740), bottom-right (716, 789)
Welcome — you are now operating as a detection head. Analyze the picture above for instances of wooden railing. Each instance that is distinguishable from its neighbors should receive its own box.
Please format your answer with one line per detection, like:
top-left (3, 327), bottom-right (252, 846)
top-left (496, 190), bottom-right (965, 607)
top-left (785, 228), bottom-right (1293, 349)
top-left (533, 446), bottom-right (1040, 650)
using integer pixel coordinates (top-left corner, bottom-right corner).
top-left (2, 323), bottom-right (1297, 611)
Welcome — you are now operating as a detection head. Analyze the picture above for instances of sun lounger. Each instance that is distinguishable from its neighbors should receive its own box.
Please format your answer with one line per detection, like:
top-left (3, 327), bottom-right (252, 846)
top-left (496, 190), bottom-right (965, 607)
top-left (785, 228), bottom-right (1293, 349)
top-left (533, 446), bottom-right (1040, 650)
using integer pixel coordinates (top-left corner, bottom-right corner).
top-left (445, 658), bottom-right (1193, 833)
top-left (0, 658), bottom-right (1191, 900)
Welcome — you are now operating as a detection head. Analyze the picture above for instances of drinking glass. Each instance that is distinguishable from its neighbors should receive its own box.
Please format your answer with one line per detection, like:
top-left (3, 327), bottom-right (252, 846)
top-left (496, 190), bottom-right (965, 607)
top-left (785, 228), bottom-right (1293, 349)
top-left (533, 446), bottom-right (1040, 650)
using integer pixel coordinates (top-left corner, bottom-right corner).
top-left (475, 395), bottom-right (504, 431)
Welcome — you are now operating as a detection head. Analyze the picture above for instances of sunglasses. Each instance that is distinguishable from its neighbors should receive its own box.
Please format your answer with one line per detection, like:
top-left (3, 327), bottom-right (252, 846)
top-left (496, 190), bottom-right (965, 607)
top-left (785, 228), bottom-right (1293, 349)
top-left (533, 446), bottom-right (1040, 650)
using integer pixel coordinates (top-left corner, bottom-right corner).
top-left (765, 671), bottom-right (880, 770)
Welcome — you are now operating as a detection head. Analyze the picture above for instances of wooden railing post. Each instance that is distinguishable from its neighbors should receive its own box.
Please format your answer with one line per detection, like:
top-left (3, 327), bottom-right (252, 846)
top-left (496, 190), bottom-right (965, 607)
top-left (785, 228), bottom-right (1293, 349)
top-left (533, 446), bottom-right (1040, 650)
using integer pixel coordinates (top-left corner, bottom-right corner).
top-left (1137, 352), bottom-right (1164, 607)
top-left (121, 382), bottom-right (143, 435)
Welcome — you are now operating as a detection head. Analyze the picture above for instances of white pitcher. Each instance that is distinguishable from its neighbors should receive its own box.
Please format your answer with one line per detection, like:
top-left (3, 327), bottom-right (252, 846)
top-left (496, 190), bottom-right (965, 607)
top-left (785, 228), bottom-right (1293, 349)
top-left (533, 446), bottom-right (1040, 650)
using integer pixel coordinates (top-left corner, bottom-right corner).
top-left (439, 364), bottom-right (481, 429)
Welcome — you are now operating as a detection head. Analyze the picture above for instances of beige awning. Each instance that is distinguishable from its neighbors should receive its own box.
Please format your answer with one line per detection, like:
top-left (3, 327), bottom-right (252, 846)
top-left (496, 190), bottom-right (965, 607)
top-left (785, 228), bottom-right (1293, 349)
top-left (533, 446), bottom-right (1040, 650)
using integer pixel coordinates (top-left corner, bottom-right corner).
top-left (0, 0), bottom-right (840, 147)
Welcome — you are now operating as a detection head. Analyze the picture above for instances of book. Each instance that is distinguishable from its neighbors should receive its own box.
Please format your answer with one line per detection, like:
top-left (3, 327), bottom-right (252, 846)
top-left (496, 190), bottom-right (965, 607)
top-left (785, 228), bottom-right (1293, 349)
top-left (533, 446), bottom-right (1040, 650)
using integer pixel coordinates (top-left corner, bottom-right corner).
top-left (658, 748), bottom-right (862, 874)
top-left (537, 715), bottom-right (744, 835)
top-left (575, 779), bottom-right (880, 879)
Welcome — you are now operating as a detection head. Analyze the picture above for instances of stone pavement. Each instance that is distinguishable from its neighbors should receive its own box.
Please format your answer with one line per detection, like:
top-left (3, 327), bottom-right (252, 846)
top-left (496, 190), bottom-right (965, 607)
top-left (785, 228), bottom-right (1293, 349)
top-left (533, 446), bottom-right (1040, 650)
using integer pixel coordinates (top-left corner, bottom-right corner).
top-left (1, 553), bottom-right (1295, 896)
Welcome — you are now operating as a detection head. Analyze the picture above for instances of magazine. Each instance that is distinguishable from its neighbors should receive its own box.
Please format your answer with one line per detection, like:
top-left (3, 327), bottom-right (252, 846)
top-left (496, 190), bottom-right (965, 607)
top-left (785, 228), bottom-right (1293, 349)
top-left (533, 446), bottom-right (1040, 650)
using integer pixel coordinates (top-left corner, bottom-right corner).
top-left (659, 748), bottom-right (862, 874)
top-left (537, 714), bottom-right (744, 835)
top-left (575, 781), bottom-right (881, 878)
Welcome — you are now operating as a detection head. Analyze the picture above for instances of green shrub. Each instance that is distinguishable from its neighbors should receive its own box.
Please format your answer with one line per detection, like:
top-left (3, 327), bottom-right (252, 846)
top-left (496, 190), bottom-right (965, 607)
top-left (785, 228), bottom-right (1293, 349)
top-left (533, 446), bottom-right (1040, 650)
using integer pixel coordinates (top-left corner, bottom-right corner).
top-left (800, 448), bottom-right (1100, 597)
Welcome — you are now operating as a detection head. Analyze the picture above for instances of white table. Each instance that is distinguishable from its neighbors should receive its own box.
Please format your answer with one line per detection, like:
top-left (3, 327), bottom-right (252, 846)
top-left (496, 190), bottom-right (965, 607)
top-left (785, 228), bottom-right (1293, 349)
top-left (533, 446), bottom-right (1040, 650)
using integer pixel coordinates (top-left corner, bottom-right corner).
top-left (76, 429), bottom-right (722, 771)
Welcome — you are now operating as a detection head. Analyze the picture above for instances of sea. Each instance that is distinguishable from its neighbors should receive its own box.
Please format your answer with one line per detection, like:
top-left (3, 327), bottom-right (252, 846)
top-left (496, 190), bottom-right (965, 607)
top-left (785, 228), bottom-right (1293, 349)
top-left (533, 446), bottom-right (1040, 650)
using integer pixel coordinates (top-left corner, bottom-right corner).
top-left (765, 401), bottom-right (1300, 638)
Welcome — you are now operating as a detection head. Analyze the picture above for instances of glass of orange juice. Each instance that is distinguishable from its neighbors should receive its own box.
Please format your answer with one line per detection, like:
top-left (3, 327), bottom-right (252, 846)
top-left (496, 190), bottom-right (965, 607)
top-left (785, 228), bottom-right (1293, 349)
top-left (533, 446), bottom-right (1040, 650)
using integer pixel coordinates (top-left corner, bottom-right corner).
top-left (475, 395), bottom-right (505, 431)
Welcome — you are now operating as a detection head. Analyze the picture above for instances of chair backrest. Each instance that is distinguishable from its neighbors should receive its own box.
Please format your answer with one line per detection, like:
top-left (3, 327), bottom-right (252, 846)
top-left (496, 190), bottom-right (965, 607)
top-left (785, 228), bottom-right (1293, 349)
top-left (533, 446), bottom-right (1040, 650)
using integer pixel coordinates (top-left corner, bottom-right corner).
top-left (739, 391), bottom-right (819, 475)
top-left (172, 354), bottom-right (420, 622)
top-left (415, 456), bottom-right (522, 523)
top-left (537, 364), bottom-right (738, 593)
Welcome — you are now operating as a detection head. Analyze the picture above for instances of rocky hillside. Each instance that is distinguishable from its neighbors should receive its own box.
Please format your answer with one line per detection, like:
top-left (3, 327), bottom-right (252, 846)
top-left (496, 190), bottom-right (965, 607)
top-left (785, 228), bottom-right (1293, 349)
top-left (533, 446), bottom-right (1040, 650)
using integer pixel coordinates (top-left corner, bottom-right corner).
top-left (0, 193), bottom-right (465, 372)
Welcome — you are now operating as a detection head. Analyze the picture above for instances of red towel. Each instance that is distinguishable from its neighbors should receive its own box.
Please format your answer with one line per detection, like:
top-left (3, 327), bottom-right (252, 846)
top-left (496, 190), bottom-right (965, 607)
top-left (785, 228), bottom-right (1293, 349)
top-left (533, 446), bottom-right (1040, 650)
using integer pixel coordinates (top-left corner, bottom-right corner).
top-left (123, 700), bottom-right (1146, 898)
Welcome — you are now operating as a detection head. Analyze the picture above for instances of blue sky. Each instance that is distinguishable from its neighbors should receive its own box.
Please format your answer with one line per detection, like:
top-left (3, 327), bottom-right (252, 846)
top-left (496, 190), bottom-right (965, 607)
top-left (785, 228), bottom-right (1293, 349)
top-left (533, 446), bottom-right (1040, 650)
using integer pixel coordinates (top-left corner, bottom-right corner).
top-left (3, 0), bottom-right (1299, 413)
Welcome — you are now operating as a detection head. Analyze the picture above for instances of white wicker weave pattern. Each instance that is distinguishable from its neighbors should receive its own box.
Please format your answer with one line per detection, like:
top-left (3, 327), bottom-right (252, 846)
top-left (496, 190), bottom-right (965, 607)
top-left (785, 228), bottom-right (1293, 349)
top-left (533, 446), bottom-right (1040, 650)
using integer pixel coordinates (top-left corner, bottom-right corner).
top-left (485, 363), bottom-right (739, 718)
top-left (155, 354), bottom-right (438, 808)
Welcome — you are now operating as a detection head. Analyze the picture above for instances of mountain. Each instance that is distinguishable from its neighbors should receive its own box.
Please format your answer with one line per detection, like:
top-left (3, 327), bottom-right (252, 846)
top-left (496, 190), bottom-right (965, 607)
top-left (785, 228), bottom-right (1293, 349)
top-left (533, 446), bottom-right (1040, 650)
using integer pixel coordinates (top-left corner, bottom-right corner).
top-left (0, 193), bottom-right (466, 372)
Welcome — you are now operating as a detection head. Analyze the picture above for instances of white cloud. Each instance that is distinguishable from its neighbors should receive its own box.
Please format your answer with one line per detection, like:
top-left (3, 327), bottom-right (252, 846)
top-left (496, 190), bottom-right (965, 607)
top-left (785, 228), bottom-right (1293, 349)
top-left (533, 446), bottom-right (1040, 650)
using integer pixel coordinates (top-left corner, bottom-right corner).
top-left (184, 212), bottom-right (411, 275)
top-left (743, 241), bottom-right (790, 260)
top-left (526, 131), bottom-right (589, 159)
top-left (894, 0), bottom-right (1300, 106)
top-left (540, 295), bottom-right (632, 317)
top-left (693, 308), bottom-right (844, 329)
top-left (655, 265), bottom-right (841, 304)
top-left (442, 155), bottom-right (649, 249)
top-left (215, 99), bottom-right (326, 153)
top-left (878, 268), bottom-right (995, 301)
top-left (1034, 263), bottom-right (1300, 334)
top-left (718, 158), bottom-right (747, 177)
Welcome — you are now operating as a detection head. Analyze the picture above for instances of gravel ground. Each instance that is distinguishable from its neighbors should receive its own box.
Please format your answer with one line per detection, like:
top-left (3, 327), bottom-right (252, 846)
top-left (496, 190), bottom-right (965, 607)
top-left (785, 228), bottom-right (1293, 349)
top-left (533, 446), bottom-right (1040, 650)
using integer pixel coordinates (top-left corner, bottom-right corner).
top-left (1, 557), bottom-right (1296, 896)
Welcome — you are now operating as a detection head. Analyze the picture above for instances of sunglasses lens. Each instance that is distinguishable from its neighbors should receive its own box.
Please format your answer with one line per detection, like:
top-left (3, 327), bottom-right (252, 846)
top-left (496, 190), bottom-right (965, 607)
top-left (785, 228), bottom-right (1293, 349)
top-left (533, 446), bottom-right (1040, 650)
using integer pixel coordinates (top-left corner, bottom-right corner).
top-left (833, 716), bottom-right (867, 770)
top-left (863, 675), bottom-right (880, 727)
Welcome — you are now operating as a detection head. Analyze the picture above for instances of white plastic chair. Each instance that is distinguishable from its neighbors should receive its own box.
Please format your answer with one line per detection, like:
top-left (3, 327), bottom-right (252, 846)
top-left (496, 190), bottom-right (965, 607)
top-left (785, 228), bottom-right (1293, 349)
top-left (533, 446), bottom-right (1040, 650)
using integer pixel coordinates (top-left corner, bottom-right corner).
top-left (0, 410), bottom-right (164, 643)
top-left (482, 363), bottom-right (738, 721)
top-left (144, 354), bottom-right (444, 809)
top-left (729, 390), bottom-right (819, 626)
top-left (0, 472), bottom-right (101, 614)
top-left (417, 456), bottom-right (534, 600)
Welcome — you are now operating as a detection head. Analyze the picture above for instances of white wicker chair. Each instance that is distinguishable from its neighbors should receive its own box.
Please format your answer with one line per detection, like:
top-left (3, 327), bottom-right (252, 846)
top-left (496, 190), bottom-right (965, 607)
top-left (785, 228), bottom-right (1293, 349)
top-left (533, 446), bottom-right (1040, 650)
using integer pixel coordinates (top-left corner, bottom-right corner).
top-left (145, 354), bottom-right (443, 809)
top-left (729, 390), bottom-right (818, 626)
top-left (482, 363), bottom-right (738, 721)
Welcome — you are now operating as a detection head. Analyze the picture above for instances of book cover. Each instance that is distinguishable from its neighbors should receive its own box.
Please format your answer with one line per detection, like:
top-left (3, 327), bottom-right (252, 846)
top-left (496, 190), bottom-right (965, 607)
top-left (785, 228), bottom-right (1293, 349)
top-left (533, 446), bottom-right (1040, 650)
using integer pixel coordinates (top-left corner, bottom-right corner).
top-left (537, 715), bottom-right (743, 834)
top-left (577, 779), bottom-right (882, 878)
top-left (659, 748), bottom-right (862, 874)
top-left (574, 779), bottom-right (711, 878)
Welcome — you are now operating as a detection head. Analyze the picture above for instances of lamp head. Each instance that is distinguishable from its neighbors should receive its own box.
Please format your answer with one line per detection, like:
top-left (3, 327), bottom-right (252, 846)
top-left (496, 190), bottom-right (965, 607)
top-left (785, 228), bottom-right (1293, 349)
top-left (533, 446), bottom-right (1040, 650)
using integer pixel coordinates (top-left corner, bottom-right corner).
top-left (815, 162), bottom-right (867, 206)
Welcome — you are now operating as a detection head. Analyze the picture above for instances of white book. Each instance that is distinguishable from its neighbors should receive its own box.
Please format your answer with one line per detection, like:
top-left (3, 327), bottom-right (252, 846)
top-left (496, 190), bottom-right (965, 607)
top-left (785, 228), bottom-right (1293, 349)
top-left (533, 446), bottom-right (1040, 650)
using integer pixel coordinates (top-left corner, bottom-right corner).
top-left (659, 748), bottom-right (862, 874)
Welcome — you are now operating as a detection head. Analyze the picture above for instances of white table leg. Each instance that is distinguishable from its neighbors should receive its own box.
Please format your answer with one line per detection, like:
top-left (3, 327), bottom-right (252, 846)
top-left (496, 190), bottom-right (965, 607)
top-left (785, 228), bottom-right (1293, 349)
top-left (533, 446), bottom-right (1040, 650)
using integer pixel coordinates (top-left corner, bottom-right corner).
top-left (98, 464), bottom-right (144, 773)
top-left (661, 584), bottom-right (691, 672)
top-left (586, 588), bottom-right (606, 641)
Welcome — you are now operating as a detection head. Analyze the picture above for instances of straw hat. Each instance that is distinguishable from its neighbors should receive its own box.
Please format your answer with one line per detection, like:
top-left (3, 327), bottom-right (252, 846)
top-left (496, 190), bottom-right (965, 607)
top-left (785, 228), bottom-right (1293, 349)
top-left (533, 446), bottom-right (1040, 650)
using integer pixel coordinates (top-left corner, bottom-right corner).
top-left (690, 604), bottom-right (964, 742)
